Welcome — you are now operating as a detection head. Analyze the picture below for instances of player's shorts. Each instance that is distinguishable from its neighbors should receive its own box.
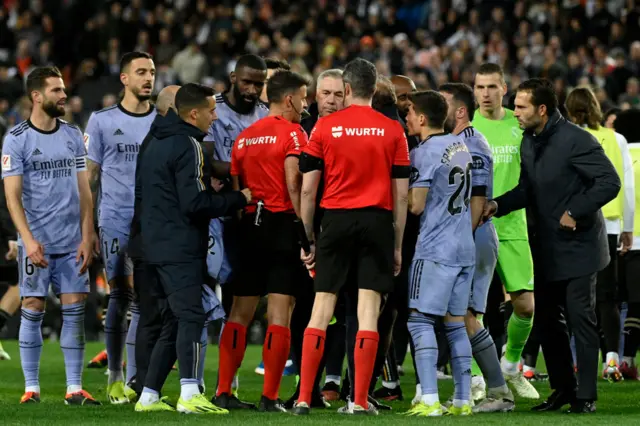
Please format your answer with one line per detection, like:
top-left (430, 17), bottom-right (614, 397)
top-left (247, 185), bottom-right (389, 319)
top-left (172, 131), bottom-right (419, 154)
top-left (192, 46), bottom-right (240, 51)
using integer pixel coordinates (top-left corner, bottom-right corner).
top-left (618, 250), bottom-right (640, 303)
top-left (495, 239), bottom-right (534, 293)
top-left (469, 222), bottom-right (499, 314)
top-left (315, 208), bottom-right (395, 295)
top-left (409, 258), bottom-right (475, 317)
top-left (596, 234), bottom-right (619, 302)
top-left (233, 211), bottom-right (310, 297)
top-left (99, 227), bottom-right (133, 283)
top-left (17, 247), bottom-right (90, 297)
top-left (207, 219), bottom-right (225, 282)
top-left (202, 284), bottom-right (225, 324)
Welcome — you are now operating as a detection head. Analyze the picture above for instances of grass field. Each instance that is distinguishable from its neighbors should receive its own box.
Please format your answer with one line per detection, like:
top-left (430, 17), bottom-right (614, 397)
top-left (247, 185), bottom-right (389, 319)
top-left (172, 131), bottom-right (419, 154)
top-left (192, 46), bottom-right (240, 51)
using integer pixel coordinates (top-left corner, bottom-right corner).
top-left (0, 341), bottom-right (639, 425)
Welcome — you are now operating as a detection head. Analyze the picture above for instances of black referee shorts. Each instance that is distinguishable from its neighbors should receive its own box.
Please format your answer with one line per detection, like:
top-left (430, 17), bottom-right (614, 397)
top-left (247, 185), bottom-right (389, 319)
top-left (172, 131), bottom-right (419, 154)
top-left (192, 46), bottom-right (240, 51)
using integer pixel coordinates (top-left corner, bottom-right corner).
top-left (619, 250), bottom-right (640, 303)
top-left (315, 208), bottom-right (394, 295)
top-left (0, 265), bottom-right (18, 286)
top-left (233, 211), bottom-right (310, 298)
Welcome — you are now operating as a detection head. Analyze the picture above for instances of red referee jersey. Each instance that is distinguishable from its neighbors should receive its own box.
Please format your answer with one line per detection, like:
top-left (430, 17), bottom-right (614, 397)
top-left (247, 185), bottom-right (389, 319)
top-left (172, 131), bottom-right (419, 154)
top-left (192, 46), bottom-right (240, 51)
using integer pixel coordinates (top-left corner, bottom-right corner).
top-left (231, 116), bottom-right (307, 213)
top-left (303, 104), bottom-right (410, 211)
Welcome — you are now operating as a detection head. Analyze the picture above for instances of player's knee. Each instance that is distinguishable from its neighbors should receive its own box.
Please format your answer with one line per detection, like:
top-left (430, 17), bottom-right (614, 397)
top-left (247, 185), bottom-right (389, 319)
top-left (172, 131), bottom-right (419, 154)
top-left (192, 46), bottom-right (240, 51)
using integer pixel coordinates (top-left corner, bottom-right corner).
top-left (266, 294), bottom-right (294, 328)
top-left (512, 292), bottom-right (534, 318)
top-left (22, 297), bottom-right (45, 312)
top-left (464, 311), bottom-right (482, 335)
top-left (60, 293), bottom-right (87, 305)
top-left (308, 292), bottom-right (338, 330)
top-left (228, 296), bottom-right (259, 327)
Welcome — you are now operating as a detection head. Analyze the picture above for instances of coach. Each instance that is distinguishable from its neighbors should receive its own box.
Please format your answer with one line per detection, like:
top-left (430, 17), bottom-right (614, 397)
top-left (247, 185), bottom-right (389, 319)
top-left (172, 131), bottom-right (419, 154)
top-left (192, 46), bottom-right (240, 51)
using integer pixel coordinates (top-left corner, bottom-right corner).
top-left (484, 79), bottom-right (620, 414)
top-left (138, 83), bottom-right (250, 413)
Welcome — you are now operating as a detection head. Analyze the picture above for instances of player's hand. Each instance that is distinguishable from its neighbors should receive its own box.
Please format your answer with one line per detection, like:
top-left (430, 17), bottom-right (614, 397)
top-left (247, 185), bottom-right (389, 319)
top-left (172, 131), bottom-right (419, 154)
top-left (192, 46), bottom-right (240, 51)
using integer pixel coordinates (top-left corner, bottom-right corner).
top-left (211, 177), bottom-right (225, 192)
top-left (560, 211), bottom-right (576, 231)
top-left (480, 200), bottom-right (498, 225)
top-left (5, 240), bottom-right (18, 261)
top-left (620, 231), bottom-right (633, 254)
top-left (394, 248), bottom-right (402, 277)
top-left (76, 238), bottom-right (94, 274)
top-left (92, 231), bottom-right (100, 257)
top-left (301, 243), bottom-right (316, 271)
top-left (24, 238), bottom-right (48, 268)
top-left (241, 188), bottom-right (252, 203)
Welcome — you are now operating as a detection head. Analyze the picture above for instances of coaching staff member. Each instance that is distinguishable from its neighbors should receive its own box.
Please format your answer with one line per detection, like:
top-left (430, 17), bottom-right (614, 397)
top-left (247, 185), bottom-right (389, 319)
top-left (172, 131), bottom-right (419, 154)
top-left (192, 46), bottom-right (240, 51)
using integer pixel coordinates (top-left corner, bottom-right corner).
top-left (483, 79), bottom-right (621, 414)
top-left (138, 83), bottom-right (251, 414)
top-left (293, 58), bottom-right (410, 416)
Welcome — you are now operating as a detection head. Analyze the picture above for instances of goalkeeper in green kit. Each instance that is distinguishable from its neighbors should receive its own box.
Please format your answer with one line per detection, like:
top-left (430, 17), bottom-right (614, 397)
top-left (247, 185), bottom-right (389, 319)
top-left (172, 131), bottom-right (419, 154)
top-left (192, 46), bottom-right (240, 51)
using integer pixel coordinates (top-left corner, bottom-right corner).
top-left (470, 64), bottom-right (539, 400)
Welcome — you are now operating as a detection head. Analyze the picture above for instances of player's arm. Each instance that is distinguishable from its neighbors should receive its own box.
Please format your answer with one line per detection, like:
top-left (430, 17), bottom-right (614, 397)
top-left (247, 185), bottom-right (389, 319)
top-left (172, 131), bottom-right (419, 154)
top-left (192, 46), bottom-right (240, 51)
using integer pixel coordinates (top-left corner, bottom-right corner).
top-left (470, 152), bottom-right (491, 231)
top-left (392, 126), bottom-right (411, 250)
top-left (408, 187), bottom-right (428, 216)
top-left (176, 139), bottom-right (248, 219)
top-left (566, 133), bottom-right (621, 219)
top-left (298, 121), bottom-right (325, 241)
top-left (284, 128), bottom-right (307, 218)
top-left (617, 134), bottom-right (635, 248)
top-left (84, 114), bottom-right (103, 210)
top-left (493, 152), bottom-right (531, 218)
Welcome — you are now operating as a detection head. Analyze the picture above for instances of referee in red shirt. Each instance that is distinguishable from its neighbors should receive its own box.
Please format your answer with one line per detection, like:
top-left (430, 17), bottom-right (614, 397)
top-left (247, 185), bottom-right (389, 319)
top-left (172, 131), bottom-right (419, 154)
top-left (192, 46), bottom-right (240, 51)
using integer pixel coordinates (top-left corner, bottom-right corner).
top-left (214, 70), bottom-right (311, 413)
top-left (293, 58), bottom-right (410, 415)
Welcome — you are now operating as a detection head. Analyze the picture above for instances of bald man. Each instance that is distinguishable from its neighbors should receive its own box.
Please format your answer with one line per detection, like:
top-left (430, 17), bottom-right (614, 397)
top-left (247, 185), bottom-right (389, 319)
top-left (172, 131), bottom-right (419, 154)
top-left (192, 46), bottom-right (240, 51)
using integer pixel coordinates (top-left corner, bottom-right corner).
top-left (390, 75), bottom-right (416, 119)
top-left (130, 85), bottom-right (181, 397)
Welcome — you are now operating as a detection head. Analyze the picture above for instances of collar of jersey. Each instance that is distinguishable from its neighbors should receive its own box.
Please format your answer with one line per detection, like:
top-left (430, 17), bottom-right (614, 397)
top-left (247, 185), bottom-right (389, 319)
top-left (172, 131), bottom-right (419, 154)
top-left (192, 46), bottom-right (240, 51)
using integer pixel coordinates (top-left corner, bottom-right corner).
top-left (28, 119), bottom-right (60, 135)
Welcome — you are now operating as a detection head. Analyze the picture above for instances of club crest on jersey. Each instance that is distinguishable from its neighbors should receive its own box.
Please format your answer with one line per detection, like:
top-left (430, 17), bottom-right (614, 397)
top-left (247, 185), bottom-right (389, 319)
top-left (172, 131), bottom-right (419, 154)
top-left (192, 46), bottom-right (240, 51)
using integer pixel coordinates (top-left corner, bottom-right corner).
top-left (66, 141), bottom-right (75, 154)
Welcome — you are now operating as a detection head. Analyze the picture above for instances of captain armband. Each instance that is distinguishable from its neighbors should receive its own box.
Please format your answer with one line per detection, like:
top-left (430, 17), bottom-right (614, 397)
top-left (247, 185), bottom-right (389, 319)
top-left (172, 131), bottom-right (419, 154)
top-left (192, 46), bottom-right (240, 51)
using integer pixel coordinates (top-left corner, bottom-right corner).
top-left (299, 152), bottom-right (324, 172)
top-left (471, 185), bottom-right (487, 197)
top-left (392, 165), bottom-right (411, 179)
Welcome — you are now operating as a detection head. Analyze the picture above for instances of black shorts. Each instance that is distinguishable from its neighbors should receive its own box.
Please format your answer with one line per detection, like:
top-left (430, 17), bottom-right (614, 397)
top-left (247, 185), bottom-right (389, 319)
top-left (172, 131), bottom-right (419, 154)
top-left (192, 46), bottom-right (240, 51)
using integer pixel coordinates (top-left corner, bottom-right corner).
top-left (596, 234), bottom-right (619, 302)
top-left (315, 208), bottom-right (394, 295)
top-left (619, 250), bottom-right (640, 303)
top-left (233, 211), bottom-right (310, 297)
top-left (0, 265), bottom-right (18, 285)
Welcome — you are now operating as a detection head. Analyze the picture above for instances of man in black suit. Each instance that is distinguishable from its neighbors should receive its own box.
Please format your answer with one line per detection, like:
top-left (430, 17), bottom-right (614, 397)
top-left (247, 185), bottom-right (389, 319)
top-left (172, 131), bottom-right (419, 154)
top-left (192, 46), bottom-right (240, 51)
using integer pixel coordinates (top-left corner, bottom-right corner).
top-left (484, 78), bottom-right (621, 414)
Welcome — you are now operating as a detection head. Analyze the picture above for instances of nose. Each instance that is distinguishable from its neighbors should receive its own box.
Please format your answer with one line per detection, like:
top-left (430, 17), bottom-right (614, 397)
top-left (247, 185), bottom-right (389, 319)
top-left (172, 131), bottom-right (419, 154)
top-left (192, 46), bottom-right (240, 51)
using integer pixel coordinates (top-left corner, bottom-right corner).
top-left (246, 85), bottom-right (258, 95)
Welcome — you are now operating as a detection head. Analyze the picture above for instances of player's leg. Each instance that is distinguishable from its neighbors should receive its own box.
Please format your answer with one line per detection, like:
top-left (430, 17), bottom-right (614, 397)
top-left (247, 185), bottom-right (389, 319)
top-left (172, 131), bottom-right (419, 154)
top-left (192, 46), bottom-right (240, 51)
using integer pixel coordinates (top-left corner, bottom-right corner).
top-left (199, 284), bottom-right (225, 394)
top-left (620, 251), bottom-right (640, 379)
top-left (100, 228), bottom-right (133, 402)
top-left (54, 252), bottom-right (100, 405)
top-left (124, 257), bottom-right (139, 391)
top-left (496, 240), bottom-right (538, 399)
top-left (522, 322), bottom-right (546, 380)
top-left (0, 281), bottom-right (20, 360)
top-left (596, 235), bottom-right (622, 381)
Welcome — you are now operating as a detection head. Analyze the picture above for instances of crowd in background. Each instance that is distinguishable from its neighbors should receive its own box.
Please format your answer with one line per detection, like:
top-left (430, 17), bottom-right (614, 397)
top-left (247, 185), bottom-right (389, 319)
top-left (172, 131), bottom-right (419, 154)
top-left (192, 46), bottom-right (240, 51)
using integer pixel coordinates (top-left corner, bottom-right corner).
top-left (2, 0), bottom-right (640, 135)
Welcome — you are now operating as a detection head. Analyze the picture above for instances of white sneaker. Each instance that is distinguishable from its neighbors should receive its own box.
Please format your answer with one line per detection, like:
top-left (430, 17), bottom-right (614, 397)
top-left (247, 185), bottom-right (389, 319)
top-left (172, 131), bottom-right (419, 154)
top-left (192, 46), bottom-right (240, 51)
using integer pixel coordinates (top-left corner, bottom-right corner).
top-left (471, 376), bottom-right (486, 402)
top-left (473, 388), bottom-right (515, 413)
top-left (0, 342), bottom-right (10, 361)
top-left (502, 358), bottom-right (539, 399)
top-left (411, 384), bottom-right (422, 406)
top-left (436, 368), bottom-right (452, 380)
top-left (338, 397), bottom-right (354, 414)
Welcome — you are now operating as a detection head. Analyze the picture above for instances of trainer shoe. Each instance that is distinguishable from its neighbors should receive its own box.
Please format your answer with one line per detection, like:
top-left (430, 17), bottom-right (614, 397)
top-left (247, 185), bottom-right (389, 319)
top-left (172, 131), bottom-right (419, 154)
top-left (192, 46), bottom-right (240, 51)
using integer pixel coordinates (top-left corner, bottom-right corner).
top-left (447, 404), bottom-right (472, 416)
top-left (292, 401), bottom-right (310, 415)
top-left (352, 402), bottom-right (378, 415)
top-left (373, 384), bottom-right (404, 401)
top-left (403, 401), bottom-right (445, 416)
top-left (65, 390), bottom-right (101, 406)
top-left (473, 389), bottom-right (515, 413)
top-left (321, 381), bottom-right (341, 402)
top-left (20, 391), bottom-right (40, 404)
top-left (258, 395), bottom-right (287, 412)
top-left (437, 366), bottom-right (452, 380)
top-left (283, 359), bottom-right (296, 376)
top-left (502, 358), bottom-right (539, 399)
top-left (471, 375), bottom-right (486, 402)
top-left (135, 397), bottom-right (175, 412)
top-left (620, 361), bottom-right (639, 380)
top-left (107, 381), bottom-right (128, 405)
top-left (524, 370), bottom-right (549, 381)
top-left (177, 394), bottom-right (228, 414)
top-left (213, 392), bottom-right (257, 410)
top-left (603, 359), bottom-right (623, 382)
top-left (0, 341), bottom-right (11, 360)
top-left (87, 349), bottom-right (108, 368)
top-left (255, 360), bottom-right (265, 375)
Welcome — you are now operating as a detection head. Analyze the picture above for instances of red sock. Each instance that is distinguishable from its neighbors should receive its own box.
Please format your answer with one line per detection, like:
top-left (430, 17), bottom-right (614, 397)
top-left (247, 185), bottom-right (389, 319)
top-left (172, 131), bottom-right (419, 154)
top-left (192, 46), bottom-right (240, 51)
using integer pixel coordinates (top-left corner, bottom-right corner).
top-left (354, 330), bottom-right (379, 408)
top-left (262, 324), bottom-right (291, 400)
top-left (216, 321), bottom-right (246, 397)
top-left (298, 328), bottom-right (326, 405)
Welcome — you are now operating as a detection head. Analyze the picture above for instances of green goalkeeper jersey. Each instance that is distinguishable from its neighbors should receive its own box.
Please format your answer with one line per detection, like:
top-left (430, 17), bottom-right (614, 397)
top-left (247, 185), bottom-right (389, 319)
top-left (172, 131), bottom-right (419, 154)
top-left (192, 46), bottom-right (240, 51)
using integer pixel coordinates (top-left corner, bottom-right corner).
top-left (472, 108), bottom-right (528, 240)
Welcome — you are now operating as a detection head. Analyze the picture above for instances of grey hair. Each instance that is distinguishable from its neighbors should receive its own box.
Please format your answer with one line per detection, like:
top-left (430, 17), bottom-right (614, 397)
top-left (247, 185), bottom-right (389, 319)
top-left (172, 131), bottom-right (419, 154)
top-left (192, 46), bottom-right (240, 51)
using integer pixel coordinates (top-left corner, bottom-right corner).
top-left (342, 58), bottom-right (377, 99)
top-left (317, 68), bottom-right (343, 83)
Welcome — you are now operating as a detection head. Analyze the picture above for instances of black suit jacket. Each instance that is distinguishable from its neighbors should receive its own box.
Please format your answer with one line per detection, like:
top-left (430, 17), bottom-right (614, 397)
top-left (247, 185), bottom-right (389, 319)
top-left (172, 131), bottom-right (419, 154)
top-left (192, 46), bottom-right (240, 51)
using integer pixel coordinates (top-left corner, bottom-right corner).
top-left (495, 110), bottom-right (621, 282)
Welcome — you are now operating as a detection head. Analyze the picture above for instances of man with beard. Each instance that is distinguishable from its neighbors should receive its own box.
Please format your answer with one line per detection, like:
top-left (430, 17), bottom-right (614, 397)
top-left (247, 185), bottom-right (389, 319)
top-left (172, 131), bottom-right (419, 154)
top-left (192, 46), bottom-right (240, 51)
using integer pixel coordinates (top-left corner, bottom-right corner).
top-left (84, 52), bottom-right (157, 404)
top-left (2, 66), bottom-right (99, 405)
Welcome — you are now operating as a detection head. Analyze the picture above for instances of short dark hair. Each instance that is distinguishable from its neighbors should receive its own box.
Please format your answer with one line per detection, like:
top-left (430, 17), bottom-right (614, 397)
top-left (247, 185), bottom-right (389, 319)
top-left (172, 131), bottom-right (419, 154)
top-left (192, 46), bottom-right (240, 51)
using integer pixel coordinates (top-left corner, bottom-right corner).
top-left (603, 107), bottom-right (621, 125)
top-left (342, 58), bottom-right (377, 99)
top-left (517, 78), bottom-right (558, 114)
top-left (26, 66), bottom-right (63, 100)
top-left (175, 83), bottom-right (215, 118)
top-left (439, 82), bottom-right (476, 121)
top-left (264, 57), bottom-right (291, 71)
top-left (120, 51), bottom-right (153, 73)
top-left (235, 54), bottom-right (267, 72)
top-left (409, 90), bottom-right (448, 129)
top-left (476, 63), bottom-right (505, 82)
top-left (266, 70), bottom-right (310, 104)
top-left (614, 108), bottom-right (640, 143)
top-left (565, 87), bottom-right (602, 129)
top-left (372, 76), bottom-right (397, 111)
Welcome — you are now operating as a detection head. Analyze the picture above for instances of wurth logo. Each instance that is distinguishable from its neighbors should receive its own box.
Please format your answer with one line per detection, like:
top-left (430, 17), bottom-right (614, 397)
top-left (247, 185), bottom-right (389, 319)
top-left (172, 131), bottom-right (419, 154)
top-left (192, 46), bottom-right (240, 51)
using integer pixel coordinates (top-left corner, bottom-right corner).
top-left (332, 127), bottom-right (386, 138)
top-left (237, 136), bottom-right (277, 149)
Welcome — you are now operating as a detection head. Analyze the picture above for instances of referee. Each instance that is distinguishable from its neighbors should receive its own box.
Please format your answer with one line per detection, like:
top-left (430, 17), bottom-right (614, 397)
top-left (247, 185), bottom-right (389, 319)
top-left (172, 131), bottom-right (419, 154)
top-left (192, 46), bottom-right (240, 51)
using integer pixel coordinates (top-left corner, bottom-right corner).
top-left (138, 83), bottom-right (251, 414)
top-left (293, 58), bottom-right (410, 416)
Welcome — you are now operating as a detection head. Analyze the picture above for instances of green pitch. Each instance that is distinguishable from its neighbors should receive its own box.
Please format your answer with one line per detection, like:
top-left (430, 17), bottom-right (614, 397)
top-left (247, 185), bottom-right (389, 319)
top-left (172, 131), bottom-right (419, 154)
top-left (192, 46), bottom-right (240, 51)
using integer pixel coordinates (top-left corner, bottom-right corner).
top-left (0, 341), bottom-right (639, 424)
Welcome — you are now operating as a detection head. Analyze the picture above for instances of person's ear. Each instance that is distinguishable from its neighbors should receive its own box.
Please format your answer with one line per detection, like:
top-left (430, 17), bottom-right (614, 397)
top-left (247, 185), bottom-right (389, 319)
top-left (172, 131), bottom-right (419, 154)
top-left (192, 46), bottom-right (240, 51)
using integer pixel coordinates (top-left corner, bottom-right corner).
top-left (229, 71), bottom-right (236, 85)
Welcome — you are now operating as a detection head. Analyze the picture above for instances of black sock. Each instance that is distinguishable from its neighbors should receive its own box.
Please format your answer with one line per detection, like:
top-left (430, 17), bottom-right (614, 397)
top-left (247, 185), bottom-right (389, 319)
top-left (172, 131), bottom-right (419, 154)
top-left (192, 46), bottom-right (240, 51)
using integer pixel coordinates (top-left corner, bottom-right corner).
top-left (0, 309), bottom-right (11, 330)
top-left (623, 303), bottom-right (640, 359)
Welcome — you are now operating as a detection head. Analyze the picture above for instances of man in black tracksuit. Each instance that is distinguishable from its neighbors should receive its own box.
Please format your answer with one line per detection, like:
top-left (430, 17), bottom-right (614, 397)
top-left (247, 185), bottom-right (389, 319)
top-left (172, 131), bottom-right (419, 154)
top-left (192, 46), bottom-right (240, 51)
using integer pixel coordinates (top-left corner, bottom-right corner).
top-left (137, 83), bottom-right (250, 411)
top-left (485, 79), bottom-right (620, 414)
